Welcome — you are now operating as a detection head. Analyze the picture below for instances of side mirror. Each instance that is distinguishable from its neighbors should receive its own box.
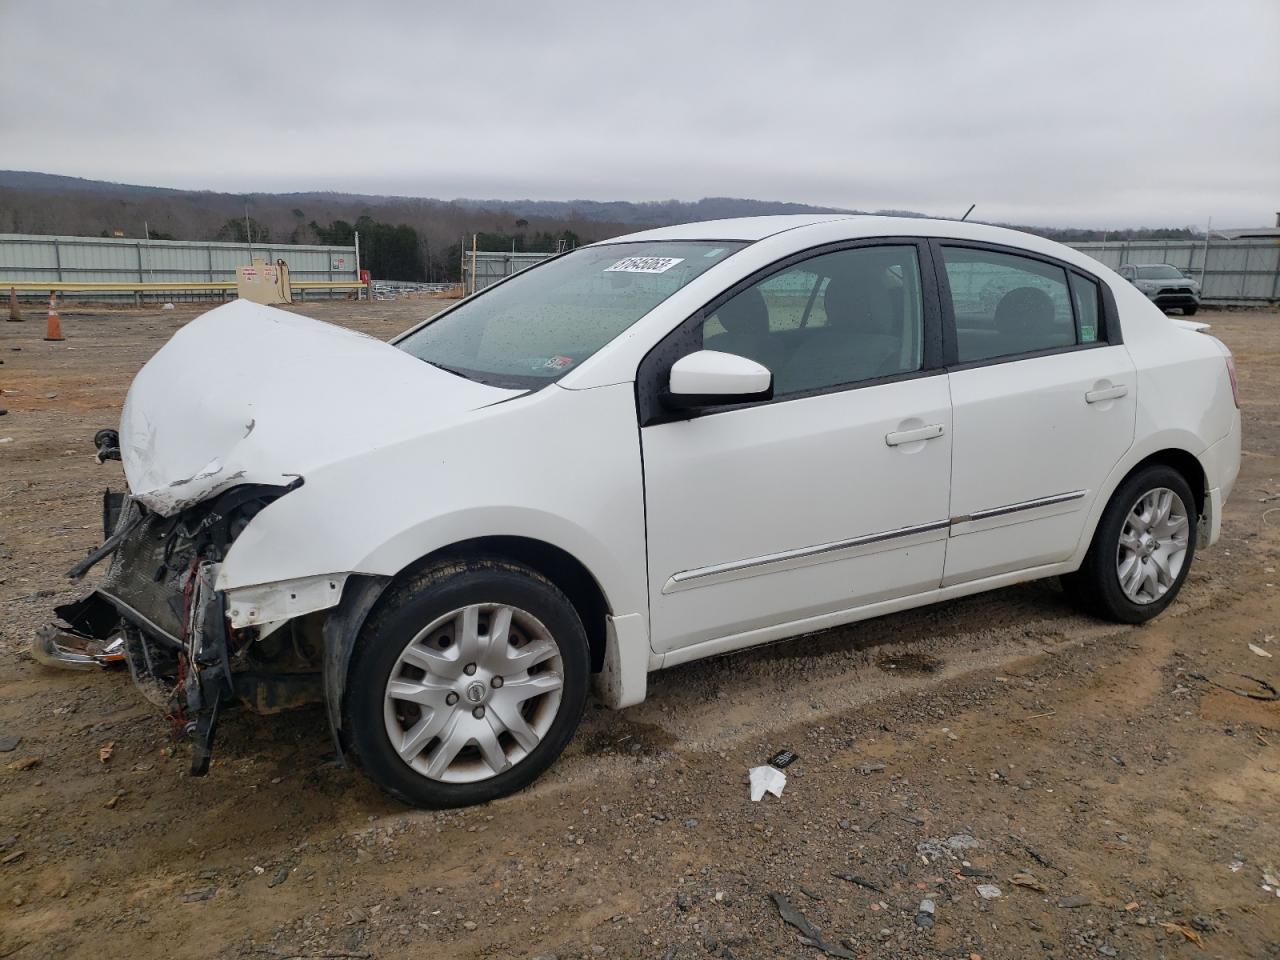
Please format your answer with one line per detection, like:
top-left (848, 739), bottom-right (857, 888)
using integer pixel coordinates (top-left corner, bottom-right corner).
top-left (663, 350), bottom-right (773, 410)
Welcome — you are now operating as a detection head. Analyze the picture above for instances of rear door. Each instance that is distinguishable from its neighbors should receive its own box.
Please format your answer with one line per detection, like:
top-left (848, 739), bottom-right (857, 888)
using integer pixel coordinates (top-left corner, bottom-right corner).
top-left (936, 241), bottom-right (1136, 585)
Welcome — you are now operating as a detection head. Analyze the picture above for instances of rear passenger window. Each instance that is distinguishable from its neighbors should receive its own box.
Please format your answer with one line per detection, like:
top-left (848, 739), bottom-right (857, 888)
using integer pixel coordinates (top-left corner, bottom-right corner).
top-left (701, 245), bottom-right (924, 396)
top-left (1070, 273), bottom-right (1101, 343)
top-left (941, 247), bottom-right (1076, 362)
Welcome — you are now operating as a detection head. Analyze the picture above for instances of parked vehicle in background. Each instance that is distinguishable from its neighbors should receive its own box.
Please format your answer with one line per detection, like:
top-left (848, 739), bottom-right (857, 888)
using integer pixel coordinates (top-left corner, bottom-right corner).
top-left (48, 215), bottom-right (1241, 808)
top-left (1118, 263), bottom-right (1201, 315)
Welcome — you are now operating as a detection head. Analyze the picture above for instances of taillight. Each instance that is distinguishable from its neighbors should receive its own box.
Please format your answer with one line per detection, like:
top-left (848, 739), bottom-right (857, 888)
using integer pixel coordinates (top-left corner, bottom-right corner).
top-left (1225, 355), bottom-right (1240, 409)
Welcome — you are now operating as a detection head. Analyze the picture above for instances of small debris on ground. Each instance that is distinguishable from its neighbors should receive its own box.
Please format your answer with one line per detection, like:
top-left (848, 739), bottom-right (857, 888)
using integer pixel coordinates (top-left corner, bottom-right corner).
top-left (749, 764), bottom-right (786, 801)
top-left (0, 736), bottom-right (20, 752)
top-left (768, 749), bottom-right (798, 769)
top-left (976, 884), bottom-right (1002, 900)
top-left (1158, 921), bottom-right (1204, 946)
top-left (1009, 872), bottom-right (1047, 892)
top-left (916, 898), bottom-right (937, 929)
top-left (98, 741), bottom-right (114, 763)
top-left (831, 873), bottom-right (883, 893)
top-left (1057, 894), bottom-right (1091, 908)
top-left (6, 756), bottom-right (40, 771)
top-left (769, 892), bottom-right (855, 959)
top-left (1248, 642), bottom-right (1273, 658)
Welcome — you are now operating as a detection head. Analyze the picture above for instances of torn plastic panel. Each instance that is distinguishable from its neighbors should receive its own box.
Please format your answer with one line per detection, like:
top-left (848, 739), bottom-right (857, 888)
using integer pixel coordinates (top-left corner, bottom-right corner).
top-left (226, 573), bottom-right (349, 629)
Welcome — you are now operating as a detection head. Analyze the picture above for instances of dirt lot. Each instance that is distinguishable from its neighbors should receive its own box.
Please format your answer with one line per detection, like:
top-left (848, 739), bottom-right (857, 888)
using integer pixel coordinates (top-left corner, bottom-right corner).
top-left (1, 299), bottom-right (1278, 960)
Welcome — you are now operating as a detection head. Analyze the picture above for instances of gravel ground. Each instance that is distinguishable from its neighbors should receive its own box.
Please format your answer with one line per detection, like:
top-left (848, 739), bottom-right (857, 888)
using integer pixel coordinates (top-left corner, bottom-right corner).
top-left (1, 299), bottom-right (1278, 960)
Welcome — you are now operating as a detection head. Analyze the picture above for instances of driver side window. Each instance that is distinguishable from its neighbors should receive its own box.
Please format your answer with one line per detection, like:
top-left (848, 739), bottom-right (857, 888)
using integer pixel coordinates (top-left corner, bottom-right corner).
top-left (701, 245), bottom-right (924, 397)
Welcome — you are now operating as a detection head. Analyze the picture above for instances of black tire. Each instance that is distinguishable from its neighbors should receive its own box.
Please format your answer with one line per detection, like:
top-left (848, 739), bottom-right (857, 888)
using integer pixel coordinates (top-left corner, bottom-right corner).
top-left (1062, 464), bottom-right (1197, 624)
top-left (343, 558), bottom-right (589, 808)
top-left (1183, 305), bottom-right (1198, 316)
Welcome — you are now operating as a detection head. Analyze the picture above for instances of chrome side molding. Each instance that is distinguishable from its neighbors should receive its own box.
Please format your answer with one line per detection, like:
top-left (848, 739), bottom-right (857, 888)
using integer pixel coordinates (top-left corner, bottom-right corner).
top-left (665, 490), bottom-right (1088, 593)
top-left (950, 489), bottom-right (1086, 524)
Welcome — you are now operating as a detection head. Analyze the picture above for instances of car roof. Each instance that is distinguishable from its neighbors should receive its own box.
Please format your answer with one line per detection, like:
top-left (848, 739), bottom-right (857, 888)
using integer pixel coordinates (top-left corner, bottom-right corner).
top-left (599, 214), bottom-right (1068, 252)
top-left (601, 214), bottom-right (857, 243)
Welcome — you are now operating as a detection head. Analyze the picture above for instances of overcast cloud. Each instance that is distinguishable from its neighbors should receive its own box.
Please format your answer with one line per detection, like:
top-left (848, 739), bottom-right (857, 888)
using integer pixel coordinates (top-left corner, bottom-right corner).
top-left (1, 0), bottom-right (1276, 227)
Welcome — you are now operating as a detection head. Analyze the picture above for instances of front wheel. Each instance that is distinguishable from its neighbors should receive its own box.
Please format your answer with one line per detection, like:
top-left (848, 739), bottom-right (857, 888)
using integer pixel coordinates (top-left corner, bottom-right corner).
top-left (344, 559), bottom-right (589, 808)
top-left (1183, 305), bottom-right (1199, 316)
top-left (1062, 465), bottom-right (1197, 624)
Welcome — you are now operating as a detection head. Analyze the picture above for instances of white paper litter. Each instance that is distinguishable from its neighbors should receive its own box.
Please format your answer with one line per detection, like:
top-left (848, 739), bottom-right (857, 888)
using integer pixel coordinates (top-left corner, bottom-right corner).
top-left (748, 765), bottom-right (787, 801)
top-left (1249, 643), bottom-right (1273, 658)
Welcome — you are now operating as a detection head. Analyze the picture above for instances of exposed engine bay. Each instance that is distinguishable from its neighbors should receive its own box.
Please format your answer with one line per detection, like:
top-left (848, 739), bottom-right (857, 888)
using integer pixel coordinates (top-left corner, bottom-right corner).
top-left (46, 457), bottom-right (323, 775)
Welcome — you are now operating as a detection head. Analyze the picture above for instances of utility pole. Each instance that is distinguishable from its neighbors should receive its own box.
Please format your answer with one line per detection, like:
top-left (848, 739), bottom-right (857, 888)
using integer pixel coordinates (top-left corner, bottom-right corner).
top-left (143, 220), bottom-right (155, 285)
top-left (244, 202), bottom-right (253, 260)
top-left (1200, 216), bottom-right (1212, 286)
top-left (354, 230), bottom-right (362, 301)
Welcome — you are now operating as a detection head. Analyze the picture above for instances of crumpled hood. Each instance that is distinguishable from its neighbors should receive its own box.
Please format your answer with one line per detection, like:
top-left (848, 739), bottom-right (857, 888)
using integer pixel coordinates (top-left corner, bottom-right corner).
top-left (121, 300), bottom-right (522, 515)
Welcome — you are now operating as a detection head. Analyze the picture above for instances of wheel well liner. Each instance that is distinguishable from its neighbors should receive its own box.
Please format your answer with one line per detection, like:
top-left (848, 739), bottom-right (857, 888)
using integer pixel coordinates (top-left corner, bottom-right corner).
top-left (396, 536), bottom-right (611, 673)
top-left (1124, 448), bottom-right (1206, 514)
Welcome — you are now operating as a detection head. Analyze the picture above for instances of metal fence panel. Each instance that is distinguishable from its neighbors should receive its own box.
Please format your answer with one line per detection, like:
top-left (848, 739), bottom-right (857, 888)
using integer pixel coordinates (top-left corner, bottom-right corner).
top-left (463, 251), bottom-right (555, 292)
top-left (1068, 237), bottom-right (1280, 302)
top-left (0, 233), bottom-right (358, 299)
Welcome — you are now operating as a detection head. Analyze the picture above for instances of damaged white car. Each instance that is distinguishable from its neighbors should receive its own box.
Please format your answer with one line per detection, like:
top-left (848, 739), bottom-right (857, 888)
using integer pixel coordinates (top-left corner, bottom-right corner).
top-left (48, 215), bottom-right (1241, 808)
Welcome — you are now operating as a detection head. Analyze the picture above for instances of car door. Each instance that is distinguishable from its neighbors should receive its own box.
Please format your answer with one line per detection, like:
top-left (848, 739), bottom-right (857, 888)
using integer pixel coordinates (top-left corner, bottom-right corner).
top-left (935, 241), bottom-right (1136, 585)
top-left (638, 241), bottom-right (952, 658)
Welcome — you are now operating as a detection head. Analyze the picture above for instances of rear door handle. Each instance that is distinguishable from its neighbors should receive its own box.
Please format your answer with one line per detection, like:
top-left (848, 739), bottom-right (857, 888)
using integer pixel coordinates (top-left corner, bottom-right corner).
top-left (1085, 385), bottom-right (1128, 404)
top-left (885, 424), bottom-right (945, 446)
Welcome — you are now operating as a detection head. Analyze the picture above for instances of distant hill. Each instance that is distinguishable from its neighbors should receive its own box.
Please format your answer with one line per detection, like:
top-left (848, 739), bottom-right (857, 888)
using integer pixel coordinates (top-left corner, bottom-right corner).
top-left (0, 171), bottom-right (870, 279)
top-left (0, 170), bottom-right (1200, 280)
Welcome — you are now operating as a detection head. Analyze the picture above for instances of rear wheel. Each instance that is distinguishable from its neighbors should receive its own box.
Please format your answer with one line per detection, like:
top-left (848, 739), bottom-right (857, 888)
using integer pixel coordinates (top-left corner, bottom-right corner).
top-left (344, 558), bottom-right (589, 808)
top-left (1184, 305), bottom-right (1199, 316)
top-left (1062, 465), bottom-right (1197, 624)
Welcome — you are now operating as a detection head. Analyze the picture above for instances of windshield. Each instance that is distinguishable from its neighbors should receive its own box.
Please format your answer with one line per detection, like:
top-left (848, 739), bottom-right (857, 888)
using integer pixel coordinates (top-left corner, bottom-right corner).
top-left (397, 241), bottom-right (746, 388)
top-left (1136, 265), bottom-right (1185, 280)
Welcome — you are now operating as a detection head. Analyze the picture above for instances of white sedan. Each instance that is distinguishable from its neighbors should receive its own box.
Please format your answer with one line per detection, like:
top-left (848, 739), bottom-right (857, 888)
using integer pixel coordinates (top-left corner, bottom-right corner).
top-left (52, 215), bottom-right (1241, 807)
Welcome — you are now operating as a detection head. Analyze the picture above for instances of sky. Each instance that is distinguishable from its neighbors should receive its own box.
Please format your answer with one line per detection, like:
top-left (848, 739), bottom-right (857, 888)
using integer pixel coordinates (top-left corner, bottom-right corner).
top-left (1, 0), bottom-right (1276, 228)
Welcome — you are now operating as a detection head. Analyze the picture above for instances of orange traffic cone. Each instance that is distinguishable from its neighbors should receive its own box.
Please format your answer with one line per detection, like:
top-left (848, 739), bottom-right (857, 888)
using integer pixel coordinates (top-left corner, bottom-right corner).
top-left (7, 287), bottom-right (20, 322)
top-left (43, 292), bottom-right (65, 342)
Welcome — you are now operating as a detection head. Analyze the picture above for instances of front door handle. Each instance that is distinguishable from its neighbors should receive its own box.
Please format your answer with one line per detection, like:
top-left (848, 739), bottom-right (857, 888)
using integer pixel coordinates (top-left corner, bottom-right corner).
top-left (1085, 385), bottom-right (1128, 404)
top-left (885, 423), bottom-right (945, 446)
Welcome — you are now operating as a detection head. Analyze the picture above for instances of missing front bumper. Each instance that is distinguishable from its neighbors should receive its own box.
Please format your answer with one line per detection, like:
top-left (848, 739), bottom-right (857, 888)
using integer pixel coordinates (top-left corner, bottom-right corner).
top-left (47, 475), bottom-right (314, 776)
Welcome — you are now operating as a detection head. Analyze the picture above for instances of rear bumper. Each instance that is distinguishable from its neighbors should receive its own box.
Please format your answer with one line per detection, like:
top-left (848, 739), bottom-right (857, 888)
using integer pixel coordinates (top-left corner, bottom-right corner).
top-left (1197, 411), bottom-right (1242, 548)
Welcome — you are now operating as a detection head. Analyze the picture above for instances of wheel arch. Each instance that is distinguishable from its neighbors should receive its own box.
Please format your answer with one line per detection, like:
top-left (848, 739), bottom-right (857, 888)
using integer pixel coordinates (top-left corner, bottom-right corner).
top-left (399, 535), bottom-right (613, 674)
top-left (1070, 441), bottom-right (1208, 572)
top-left (321, 535), bottom-right (615, 743)
top-left (1121, 448), bottom-right (1206, 515)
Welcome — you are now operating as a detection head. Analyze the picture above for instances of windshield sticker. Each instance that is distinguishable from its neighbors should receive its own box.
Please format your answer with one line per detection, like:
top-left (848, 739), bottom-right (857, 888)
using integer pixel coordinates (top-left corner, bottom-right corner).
top-left (542, 355), bottom-right (575, 371)
top-left (605, 256), bottom-right (685, 274)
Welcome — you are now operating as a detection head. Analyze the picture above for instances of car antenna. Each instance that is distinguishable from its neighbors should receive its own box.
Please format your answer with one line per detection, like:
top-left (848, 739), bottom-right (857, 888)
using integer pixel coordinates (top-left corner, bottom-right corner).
top-left (960, 203), bottom-right (976, 222)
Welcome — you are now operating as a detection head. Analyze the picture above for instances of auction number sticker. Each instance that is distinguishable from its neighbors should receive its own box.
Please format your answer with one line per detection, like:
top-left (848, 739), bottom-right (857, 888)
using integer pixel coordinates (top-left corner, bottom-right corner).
top-left (604, 256), bottom-right (684, 274)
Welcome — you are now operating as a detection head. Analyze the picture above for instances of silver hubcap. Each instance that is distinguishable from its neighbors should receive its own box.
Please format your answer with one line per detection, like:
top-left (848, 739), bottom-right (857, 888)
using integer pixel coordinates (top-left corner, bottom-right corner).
top-left (1116, 487), bottom-right (1189, 604)
top-left (383, 603), bottom-right (563, 783)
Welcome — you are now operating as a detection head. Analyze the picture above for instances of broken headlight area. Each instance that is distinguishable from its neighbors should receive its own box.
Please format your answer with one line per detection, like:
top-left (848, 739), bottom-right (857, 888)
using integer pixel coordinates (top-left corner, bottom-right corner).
top-left (48, 477), bottom-right (320, 775)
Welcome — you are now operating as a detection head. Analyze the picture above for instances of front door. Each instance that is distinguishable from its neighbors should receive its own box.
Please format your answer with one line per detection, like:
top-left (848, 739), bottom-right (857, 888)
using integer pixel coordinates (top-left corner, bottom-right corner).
top-left (639, 242), bottom-right (953, 656)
